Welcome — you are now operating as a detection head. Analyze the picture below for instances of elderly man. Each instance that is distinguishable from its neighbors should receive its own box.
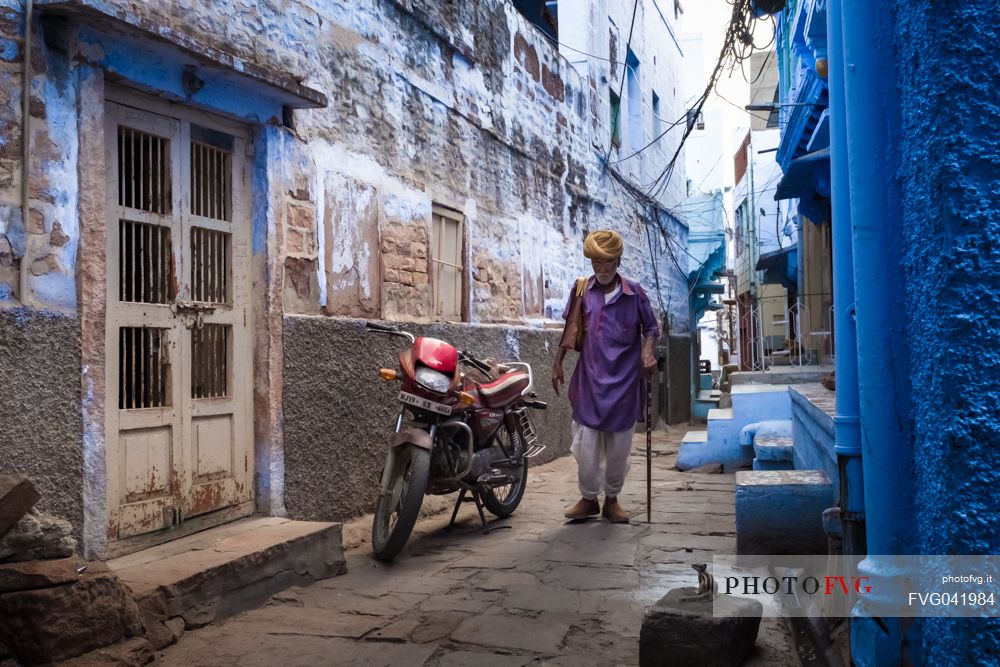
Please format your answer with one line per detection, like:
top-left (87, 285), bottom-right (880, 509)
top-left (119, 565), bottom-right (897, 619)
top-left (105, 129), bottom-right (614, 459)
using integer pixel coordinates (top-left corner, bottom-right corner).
top-left (552, 230), bottom-right (660, 523)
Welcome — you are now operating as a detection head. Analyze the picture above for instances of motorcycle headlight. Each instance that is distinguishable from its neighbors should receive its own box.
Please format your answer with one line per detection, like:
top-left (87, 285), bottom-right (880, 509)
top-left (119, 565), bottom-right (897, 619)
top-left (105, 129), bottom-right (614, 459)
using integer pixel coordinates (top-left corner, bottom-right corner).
top-left (415, 367), bottom-right (451, 394)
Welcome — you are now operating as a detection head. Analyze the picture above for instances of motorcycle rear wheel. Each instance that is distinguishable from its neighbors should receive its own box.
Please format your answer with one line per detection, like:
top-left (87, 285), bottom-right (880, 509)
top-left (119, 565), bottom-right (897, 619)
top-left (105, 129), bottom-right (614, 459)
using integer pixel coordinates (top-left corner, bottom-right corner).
top-left (372, 445), bottom-right (430, 562)
top-left (480, 426), bottom-right (528, 518)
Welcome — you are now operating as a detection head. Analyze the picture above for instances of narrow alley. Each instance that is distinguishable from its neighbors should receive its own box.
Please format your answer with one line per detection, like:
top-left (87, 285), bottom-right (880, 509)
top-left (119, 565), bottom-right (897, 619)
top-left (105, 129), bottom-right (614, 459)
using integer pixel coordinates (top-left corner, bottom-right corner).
top-left (154, 428), bottom-right (797, 666)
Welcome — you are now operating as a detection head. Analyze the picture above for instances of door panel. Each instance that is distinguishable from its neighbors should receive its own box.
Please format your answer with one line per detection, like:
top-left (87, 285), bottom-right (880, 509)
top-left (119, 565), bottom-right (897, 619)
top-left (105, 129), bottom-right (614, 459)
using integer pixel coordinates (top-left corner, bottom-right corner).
top-left (105, 99), bottom-right (253, 548)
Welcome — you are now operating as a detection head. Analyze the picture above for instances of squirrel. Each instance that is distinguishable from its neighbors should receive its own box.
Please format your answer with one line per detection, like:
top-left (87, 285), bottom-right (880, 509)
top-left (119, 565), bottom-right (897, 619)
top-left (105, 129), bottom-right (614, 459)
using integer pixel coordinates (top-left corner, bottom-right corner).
top-left (678, 563), bottom-right (717, 602)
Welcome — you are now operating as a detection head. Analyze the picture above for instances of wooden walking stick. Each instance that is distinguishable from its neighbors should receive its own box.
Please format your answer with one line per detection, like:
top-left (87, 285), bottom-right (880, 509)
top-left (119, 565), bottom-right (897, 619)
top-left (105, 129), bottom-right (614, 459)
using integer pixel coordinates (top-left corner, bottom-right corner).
top-left (646, 375), bottom-right (653, 523)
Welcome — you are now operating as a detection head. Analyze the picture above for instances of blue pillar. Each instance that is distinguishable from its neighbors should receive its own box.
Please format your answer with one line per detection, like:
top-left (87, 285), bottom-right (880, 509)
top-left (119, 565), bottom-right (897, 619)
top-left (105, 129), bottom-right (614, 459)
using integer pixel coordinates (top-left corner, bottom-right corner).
top-left (825, 0), bottom-right (863, 556)
top-left (839, 1), bottom-right (919, 665)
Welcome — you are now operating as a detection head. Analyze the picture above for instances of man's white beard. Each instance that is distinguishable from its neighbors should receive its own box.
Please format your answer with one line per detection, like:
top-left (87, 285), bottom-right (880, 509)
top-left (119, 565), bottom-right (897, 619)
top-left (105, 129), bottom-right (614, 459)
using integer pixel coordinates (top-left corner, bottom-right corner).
top-left (595, 273), bottom-right (616, 286)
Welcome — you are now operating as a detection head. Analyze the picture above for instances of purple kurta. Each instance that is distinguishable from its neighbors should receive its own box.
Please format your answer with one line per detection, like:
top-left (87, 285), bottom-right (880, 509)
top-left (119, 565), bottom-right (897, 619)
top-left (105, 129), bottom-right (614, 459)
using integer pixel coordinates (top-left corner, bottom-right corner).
top-left (563, 275), bottom-right (661, 432)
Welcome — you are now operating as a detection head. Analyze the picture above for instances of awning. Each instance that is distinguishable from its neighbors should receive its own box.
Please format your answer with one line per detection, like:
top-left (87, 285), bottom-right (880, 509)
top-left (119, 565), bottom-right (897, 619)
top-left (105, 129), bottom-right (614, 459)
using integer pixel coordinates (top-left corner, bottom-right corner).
top-left (775, 148), bottom-right (830, 201)
top-left (755, 245), bottom-right (797, 289)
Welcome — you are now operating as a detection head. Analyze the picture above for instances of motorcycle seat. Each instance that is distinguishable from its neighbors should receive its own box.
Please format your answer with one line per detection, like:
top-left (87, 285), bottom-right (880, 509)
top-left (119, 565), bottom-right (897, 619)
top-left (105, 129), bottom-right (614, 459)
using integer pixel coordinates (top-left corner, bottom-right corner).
top-left (477, 370), bottom-right (530, 408)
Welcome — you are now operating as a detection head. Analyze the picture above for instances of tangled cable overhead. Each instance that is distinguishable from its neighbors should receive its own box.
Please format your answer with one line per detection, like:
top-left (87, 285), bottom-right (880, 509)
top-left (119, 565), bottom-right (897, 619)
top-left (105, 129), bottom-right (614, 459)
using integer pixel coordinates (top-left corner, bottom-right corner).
top-left (642, 0), bottom-right (773, 203)
top-left (594, 0), bottom-right (773, 330)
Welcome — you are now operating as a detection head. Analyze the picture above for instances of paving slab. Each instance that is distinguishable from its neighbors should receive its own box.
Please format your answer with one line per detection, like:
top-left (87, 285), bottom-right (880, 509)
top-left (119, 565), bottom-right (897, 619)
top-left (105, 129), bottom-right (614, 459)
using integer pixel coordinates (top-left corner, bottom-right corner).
top-left (451, 610), bottom-right (573, 654)
top-left (157, 425), bottom-right (798, 666)
top-left (428, 649), bottom-right (532, 667)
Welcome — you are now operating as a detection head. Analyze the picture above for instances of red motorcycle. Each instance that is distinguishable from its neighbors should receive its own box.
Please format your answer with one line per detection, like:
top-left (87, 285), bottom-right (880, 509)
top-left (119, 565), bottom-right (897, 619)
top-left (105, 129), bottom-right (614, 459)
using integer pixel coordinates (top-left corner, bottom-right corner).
top-left (365, 321), bottom-right (546, 561)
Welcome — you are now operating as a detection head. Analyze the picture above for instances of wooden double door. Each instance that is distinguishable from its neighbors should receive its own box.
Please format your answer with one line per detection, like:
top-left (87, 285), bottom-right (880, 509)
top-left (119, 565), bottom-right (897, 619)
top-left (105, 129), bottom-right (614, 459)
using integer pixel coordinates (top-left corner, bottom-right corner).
top-left (103, 93), bottom-right (254, 550)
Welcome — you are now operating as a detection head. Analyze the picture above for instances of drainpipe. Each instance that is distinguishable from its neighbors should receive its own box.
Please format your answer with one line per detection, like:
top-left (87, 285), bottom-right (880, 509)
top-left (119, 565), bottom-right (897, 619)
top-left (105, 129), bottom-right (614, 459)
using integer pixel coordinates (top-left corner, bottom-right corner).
top-left (841, 1), bottom-right (917, 665)
top-left (826, 0), bottom-right (864, 557)
top-left (21, 0), bottom-right (32, 303)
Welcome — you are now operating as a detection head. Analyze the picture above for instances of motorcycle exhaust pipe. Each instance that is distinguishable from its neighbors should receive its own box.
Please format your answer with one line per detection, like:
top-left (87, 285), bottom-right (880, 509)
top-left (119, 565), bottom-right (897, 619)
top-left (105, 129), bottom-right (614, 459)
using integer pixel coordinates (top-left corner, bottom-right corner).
top-left (477, 470), bottom-right (515, 487)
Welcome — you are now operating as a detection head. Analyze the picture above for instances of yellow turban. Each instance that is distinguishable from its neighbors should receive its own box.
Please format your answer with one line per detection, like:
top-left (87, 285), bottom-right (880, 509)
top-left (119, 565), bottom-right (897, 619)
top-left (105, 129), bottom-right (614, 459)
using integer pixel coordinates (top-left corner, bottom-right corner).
top-left (583, 230), bottom-right (624, 260)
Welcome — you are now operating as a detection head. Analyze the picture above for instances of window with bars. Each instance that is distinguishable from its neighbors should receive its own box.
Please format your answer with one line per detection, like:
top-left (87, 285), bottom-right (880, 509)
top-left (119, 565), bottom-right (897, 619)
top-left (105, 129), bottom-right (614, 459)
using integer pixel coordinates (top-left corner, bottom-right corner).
top-left (190, 137), bottom-right (232, 221)
top-left (119, 220), bottom-right (174, 303)
top-left (115, 111), bottom-right (239, 412)
top-left (191, 227), bottom-right (230, 304)
top-left (192, 324), bottom-right (230, 399)
top-left (119, 327), bottom-right (170, 409)
top-left (431, 208), bottom-right (465, 321)
top-left (118, 127), bottom-right (171, 214)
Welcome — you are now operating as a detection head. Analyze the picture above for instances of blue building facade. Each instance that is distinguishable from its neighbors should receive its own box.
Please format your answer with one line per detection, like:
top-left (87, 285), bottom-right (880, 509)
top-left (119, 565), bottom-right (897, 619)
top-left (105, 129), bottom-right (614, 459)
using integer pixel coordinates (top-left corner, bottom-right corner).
top-left (768, 0), bottom-right (999, 664)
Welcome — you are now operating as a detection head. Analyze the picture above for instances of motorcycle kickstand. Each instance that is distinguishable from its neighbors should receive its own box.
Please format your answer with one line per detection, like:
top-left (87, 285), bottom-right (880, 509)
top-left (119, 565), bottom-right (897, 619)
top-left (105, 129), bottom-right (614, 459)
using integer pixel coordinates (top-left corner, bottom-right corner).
top-left (446, 488), bottom-right (468, 533)
top-left (446, 486), bottom-right (511, 535)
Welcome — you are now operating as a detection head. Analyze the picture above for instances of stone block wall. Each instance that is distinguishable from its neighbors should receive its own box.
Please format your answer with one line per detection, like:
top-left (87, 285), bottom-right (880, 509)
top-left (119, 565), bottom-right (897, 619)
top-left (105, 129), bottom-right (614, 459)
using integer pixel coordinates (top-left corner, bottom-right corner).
top-left (0, 0), bottom-right (696, 550)
top-left (380, 214), bottom-right (431, 321)
top-left (0, 0), bottom-right (693, 326)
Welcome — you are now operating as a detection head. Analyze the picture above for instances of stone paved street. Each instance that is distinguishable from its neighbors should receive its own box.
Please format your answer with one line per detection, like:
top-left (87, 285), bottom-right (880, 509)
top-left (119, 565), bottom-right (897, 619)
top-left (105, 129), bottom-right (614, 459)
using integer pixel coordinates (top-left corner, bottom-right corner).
top-left (157, 426), bottom-right (797, 666)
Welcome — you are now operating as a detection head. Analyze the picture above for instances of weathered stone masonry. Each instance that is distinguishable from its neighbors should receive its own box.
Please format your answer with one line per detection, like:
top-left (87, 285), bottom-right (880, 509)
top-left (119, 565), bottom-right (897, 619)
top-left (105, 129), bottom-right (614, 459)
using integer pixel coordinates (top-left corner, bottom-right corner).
top-left (0, 0), bottom-right (691, 539)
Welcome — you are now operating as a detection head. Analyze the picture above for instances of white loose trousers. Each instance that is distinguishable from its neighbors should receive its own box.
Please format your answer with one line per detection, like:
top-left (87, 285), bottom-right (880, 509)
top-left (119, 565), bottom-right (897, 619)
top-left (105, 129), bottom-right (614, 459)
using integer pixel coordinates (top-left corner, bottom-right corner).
top-left (570, 421), bottom-right (635, 500)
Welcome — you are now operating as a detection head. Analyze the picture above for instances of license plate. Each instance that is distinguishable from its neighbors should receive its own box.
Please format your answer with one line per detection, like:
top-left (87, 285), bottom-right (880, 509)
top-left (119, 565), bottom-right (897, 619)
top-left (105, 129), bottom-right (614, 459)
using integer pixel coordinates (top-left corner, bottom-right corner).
top-left (399, 391), bottom-right (451, 416)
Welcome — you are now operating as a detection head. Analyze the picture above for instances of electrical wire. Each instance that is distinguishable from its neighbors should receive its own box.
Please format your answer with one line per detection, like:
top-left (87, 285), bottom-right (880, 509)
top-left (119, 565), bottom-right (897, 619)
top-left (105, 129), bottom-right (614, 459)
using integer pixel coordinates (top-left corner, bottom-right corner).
top-left (641, 0), bottom-right (769, 202)
top-left (585, 1), bottom-right (778, 325)
top-left (532, 27), bottom-right (682, 129)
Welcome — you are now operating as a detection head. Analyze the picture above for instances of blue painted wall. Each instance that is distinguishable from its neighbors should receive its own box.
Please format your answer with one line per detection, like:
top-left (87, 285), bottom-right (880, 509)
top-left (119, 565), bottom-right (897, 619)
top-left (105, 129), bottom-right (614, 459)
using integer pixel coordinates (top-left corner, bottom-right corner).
top-left (776, 0), bottom-right (999, 663)
top-left (893, 0), bottom-right (1000, 662)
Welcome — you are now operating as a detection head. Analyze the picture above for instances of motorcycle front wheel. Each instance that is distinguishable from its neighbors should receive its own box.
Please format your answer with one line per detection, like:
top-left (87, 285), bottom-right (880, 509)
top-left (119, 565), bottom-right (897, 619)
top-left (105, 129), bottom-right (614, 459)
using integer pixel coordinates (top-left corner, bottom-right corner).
top-left (372, 444), bottom-right (430, 562)
top-left (480, 426), bottom-right (529, 518)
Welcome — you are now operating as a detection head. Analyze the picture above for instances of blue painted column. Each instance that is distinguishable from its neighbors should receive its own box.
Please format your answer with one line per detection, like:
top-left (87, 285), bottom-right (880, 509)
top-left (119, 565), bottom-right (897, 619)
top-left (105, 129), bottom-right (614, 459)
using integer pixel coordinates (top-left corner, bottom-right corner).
top-left (840, 1), bottom-right (919, 665)
top-left (825, 0), bottom-right (864, 556)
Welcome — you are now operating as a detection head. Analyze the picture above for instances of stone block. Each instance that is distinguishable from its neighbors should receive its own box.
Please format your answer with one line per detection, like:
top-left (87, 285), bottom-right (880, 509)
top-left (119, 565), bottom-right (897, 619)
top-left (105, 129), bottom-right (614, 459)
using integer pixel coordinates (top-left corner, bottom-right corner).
top-left (0, 474), bottom-right (40, 538)
top-left (58, 637), bottom-right (155, 666)
top-left (640, 587), bottom-right (762, 667)
top-left (735, 470), bottom-right (834, 555)
top-left (164, 617), bottom-right (186, 642)
top-left (0, 509), bottom-right (76, 562)
top-left (140, 615), bottom-right (173, 650)
top-left (0, 556), bottom-right (84, 593)
top-left (0, 570), bottom-right (145, 664)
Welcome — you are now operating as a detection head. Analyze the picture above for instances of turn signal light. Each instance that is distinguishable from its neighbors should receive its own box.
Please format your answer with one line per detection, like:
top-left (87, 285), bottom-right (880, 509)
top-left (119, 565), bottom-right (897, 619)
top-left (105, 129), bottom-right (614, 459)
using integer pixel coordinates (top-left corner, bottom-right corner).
top-left (458, 391), bottom-right (476, 406)
top-left (379, 368), bottom-right (398, 381)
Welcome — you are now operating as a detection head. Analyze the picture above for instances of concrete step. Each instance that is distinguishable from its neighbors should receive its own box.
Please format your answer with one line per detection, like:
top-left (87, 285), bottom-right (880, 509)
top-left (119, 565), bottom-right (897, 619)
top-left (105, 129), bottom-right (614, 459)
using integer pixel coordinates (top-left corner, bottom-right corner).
top-left (692, 392), bottom-right (721, 420)
top-left (707, 407), bottom-right (733, 421)
top-left (751, 430), bottom-right (795, 472)
top-left (753, 434), bottom-right (794, 462)
top-left (730, 367), bottom-right (834, 386)
top-left (730, 384), bottom-right (792, 424)
top-left (681, 430), bottom-right (708, 444)
top-left (730, 383), bottom-right (789, 395)
top-left (677, 408), bottom-right (751, 471)
top-left (752, 459), bottom-right (793, 471)
top-left (109, 517), bottom-right (345, 644)
top-left (735, 470), bottom-right (833, 555)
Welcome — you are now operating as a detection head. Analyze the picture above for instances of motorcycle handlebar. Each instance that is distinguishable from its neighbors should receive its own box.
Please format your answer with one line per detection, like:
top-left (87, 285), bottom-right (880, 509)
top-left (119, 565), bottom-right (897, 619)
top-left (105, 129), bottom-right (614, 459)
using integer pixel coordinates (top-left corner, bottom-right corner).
top-left (365, 321), bottom-right (415, 344)
top-left (459, 351), bottom-right (492, 374)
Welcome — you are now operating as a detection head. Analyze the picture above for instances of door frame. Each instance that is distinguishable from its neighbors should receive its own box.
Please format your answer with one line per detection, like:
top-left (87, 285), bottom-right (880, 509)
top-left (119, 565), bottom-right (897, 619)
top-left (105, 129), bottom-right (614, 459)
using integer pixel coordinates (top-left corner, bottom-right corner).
top-left (79, 79), bottom-right (265, 559)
